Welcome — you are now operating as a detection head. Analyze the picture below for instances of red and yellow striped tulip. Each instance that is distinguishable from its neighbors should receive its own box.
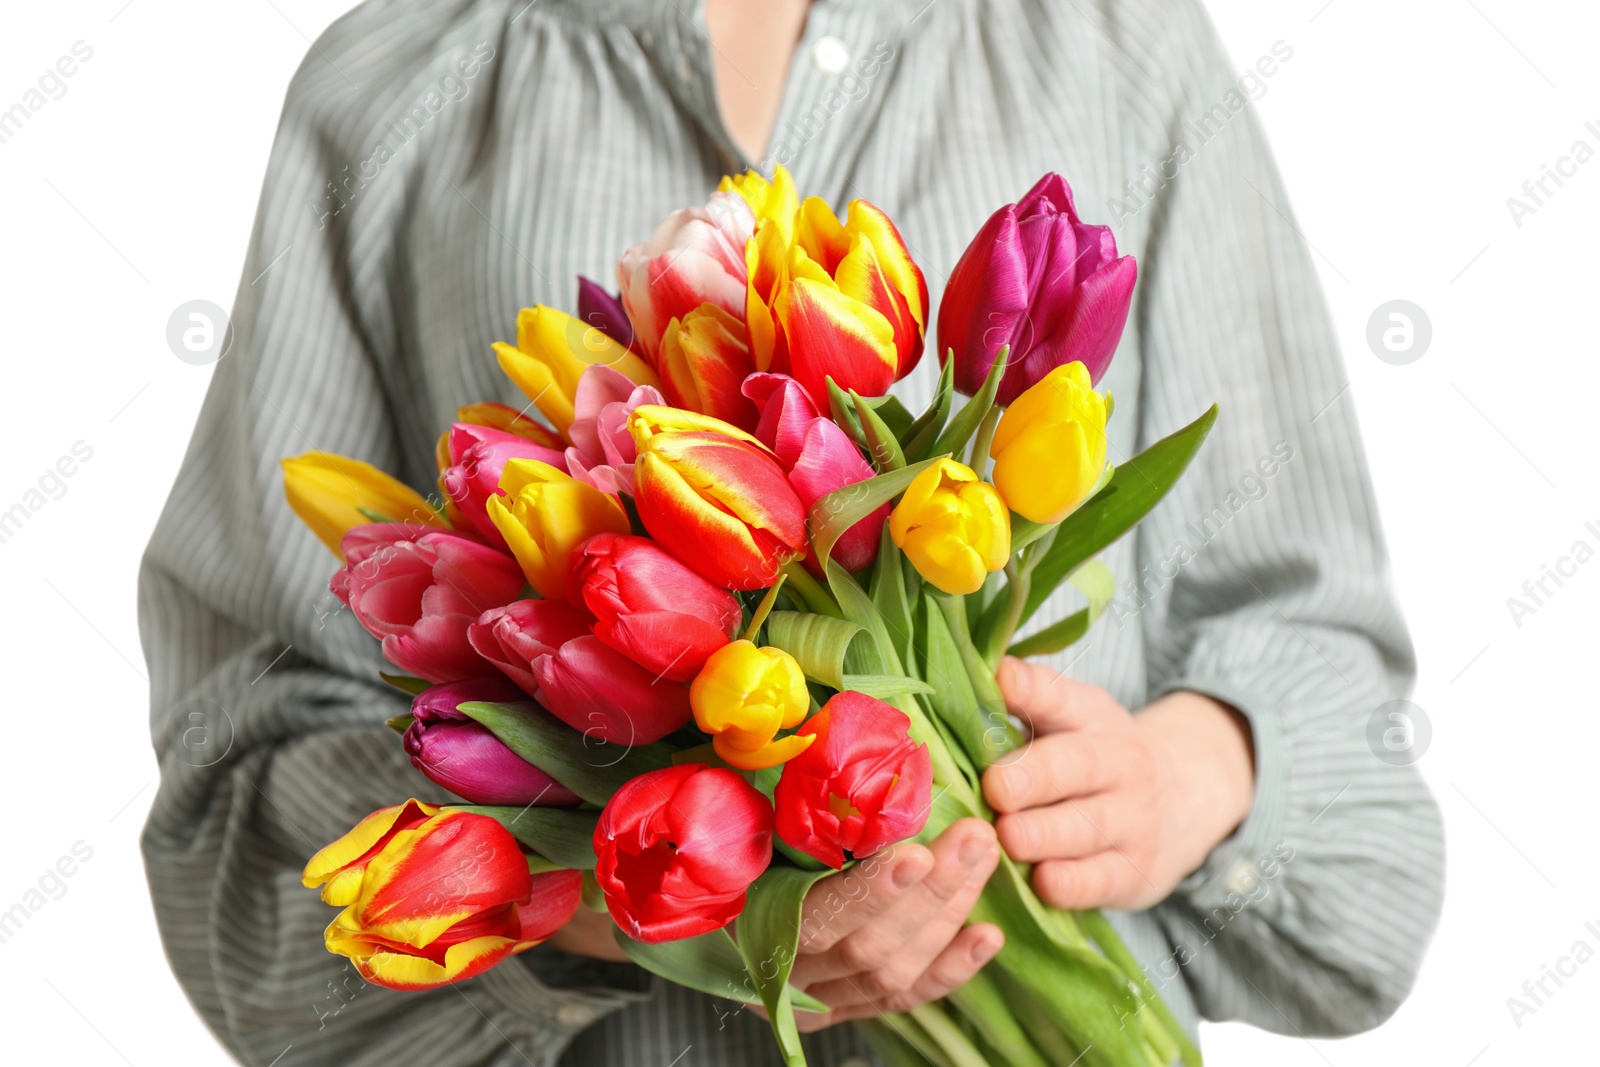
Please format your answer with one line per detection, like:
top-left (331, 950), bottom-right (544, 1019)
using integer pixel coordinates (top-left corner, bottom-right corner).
top-left (494, 305), bottom-right (658, 438)
top-left (657, 303), bottom-right (759, 431)
top-left (720, 165), bottom-right (799, 245)
top-left (282, 452), bottom-right (447, 558)
top-left (305, 802), bottom-right (581, 991)
top-left (627, 405), bottom-right (807, 590)
top-left (744, 195), bottom-right (927, 405)
top-left (486, 459), bottom-right (630, 599)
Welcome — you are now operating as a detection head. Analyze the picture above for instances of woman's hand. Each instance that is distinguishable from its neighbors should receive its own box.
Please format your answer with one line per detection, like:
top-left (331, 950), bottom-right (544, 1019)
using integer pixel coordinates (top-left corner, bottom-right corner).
top-left (981, 657), bottom-right (1256, 911)
top-left (784, 819), bottom-right (1004, 1030)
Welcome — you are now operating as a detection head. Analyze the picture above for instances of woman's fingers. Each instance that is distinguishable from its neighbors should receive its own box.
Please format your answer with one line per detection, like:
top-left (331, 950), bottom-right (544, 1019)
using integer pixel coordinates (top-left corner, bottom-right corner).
top-left (995, 793), bottom-right (1118, 863)
top-left (983, 730), bottom-right (1124, 813)
top-left (795, 843), bottom-right (933, 955)
top-left (797, 924), bottom-right (1005, 1028)
top-left (1033, 851), bottom-right (1150, 910)
top-left (995, 656), bottom-right (1119, 734)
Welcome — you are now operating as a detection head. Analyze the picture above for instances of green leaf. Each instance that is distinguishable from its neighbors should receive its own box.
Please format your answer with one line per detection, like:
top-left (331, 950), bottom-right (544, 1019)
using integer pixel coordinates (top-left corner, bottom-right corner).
top-left (852, 390), bottom-right (907, 471)
top-left (868, 522), bottom-right (915, 668)
top-left (840, 674), bottom-right (936, 699)
top-left (860, 393), bottom-right (916, 440)
top-left (614, 927), bottom-right (829, 1016)
top-left (734, 865), bottom-right (836, 1065)
top-left (449, 805), bottom-right (599, 869)
top-left (944, 970), bottom-right (1054, 1067)
top-left (826, 378), bottom-right (870, 449)
top-left (379, 672), bottom-right (431, 696)
top-left (741, 574), bottom-right (787, 641)
top-left (456, 700), bottom-right (672, 806)
top-left (808, 456), bottom-right (942, 574)
top-left (763, 610), bottom-right (866, 690)
top-left (917, 593), bottom-right (1005, 773)
top-left (1006, 609), bottom-right (1088, 658)
top-left (929, 345), bottom-right (1008, 460)
top-left (1023, 403), bottom-right (1218, 625)
top-left (902, 356), bottom-right (955, 462)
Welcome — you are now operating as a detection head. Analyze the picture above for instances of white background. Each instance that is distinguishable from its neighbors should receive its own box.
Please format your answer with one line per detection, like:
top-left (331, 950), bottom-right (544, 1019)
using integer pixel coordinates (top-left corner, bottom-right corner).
top-left (0, 1), bottom-right (1594, 1064)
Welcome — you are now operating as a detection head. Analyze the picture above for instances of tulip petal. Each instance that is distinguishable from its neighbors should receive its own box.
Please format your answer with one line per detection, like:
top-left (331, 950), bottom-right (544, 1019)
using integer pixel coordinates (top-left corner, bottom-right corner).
top-left (775, 277), bottom-right (898, 403)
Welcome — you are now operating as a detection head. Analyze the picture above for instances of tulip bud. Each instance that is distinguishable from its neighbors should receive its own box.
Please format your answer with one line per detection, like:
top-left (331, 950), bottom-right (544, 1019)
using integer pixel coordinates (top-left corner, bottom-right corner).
top-left (937, 172), bottom-right (1137, 405)
top-left (486, 459), bottom-right (631, 599)
top-left (495, 305), bottom-right (659, 437)
top-left (282, 452), bottom-right (447, 558)
top-left (617, 191), bottom-right (755, 359)
top-left (576, 275), bottom-right (635, 347)
top-left (719, 165), bottom-right (799, 244)
top-left (562, 365), bottom-right (665, 497)
top-left (533, 635), bottom-right (692, 746)
top-left (628, 406), bottom-right (808, 591)
top-left (658, 304), bottom-right (760, 431)
top-left (594, 764), bottom-right (773, 942)
top-left (467, 598), bottom-right (595, 696)
top-left (332, 524), bottom-right (526, 683)
top-left (742, 372), bottom-right (820, 468)
top-left (306, 804), bottom-right (582, 990)
top-left (403, 679), bottom-right (582, 807)
top-left (440, 424), bottom-right (569, 549)
top-left (565, 533), bottom-right (741, 683)
top-left (887, 459), bottom-right (1010, 596)
top-left (690, 641), bottom-right (813, 770)
top-left (774, 692), bottom-right (933, 869)
top-left (989, 361), bottom-right (1109, 524)
top-left (454, 402), bottom-right (565, 450)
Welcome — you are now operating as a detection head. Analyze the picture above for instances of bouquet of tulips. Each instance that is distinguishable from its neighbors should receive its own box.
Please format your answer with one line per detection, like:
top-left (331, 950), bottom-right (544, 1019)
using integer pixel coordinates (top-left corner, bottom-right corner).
top-left (284, 168), bottom-right (1216, 1067)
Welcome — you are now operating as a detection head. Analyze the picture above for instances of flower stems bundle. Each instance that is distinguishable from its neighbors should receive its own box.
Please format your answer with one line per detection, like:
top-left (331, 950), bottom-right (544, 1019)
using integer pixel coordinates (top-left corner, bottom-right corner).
top-left (284, 167), bottom-right (1214, 1066)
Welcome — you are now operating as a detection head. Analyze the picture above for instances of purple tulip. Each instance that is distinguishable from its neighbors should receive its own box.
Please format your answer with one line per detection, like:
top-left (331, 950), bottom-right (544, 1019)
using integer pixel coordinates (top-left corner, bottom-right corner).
top-left (936, 173), bottom-right (1137, 406)
top-left (577, 275), bottom-right (636, 348)
top-left (403, 677), bottom-right (582, 806)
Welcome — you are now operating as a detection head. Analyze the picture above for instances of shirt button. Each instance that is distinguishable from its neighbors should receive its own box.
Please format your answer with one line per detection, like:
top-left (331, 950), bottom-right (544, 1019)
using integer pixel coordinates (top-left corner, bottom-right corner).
top-left (812, 36), bottom-right (851, 75)
top-left (1223, 860), bottom-right (1260, 897)
top-left (555, 1002), bottom-right (592, 1027)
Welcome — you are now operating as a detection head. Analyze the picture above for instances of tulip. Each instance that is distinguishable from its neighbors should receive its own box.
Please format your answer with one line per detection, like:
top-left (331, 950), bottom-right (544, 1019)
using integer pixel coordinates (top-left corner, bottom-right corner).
top-left (494, 305), bottom-right (659, 438)
top-left (936, 172), bottom-right (1137, 405)
top-left (989, 361), bottom-right (1109, 524)
top-left (283, 452), bottom-right (447, 558)
top-left (563, 365), bottom-right (665, 497)
top-left (576, 275), bottom-right (635, 347)
top-left (593, 764), bottom-right (773, 942)
top-left (403, 678), bottom-right (582, 807)
top-left (486, 459), bottom-right (631, 599)
top-left (454, 402), bottom-right (565, 450)
top-left (742, 372), bottom-right (819, 468)
top-left (745, 197), bottom-right (927, 405)
top-left (467, 599), bottom-right (595, 696)
top-left (787, 417), bottom-right (885, 572)
top-left (774, 692), bottom-right (933, 869)
top-left (719, 165), bottom-right (799, 244)
top-left (887, 459), bottom-right (1010, 596)
top-left (628, 406), bottom-right (808, 590)
top-left (532, 634), bottom-right (693, 746)
top-left (440, 423), bottom-right (569, 549)
top-left (689, 641), bottom-right (813, 770)
top-left (305, 803), bottom-right (582, 990)
top-left (657, 304), bottom-right (759, 430)
top-left (333, 524), bottom-right (525, 683)
top-left (565, 533), bottom-right (741, 683)
top-left (617, 190), bottom-right (755, 359)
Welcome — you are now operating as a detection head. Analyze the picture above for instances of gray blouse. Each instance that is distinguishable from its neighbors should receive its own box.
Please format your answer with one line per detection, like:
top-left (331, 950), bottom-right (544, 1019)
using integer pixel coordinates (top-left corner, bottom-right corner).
top-left (138, 0), bottom-right (1444, 1064)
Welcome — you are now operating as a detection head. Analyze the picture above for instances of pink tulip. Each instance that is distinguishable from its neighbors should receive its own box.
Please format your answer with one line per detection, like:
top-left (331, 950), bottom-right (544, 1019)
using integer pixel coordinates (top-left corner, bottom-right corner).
top-left (562, 365), bottom-right (664, 497)
top-left (467, 599), bottom-right (595, 696)
top-left (533, 635), bottom-right (692, 746)
top-left (617, 191), bottom-right (754, 359)
top-left (333, 525), bottom-right (526, 683)
top-left (441, 423), bottom-right (568, 549)
top-left (936, 172), bottom-right (1137, 405)
top-left (742, 373), bottom-right (819, 469)
top-left (403, 678), bottom-right (582, 806)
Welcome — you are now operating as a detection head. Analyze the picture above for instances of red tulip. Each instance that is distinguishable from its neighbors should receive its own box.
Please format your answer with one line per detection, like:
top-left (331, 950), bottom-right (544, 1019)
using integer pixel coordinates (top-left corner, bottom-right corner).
top-left (629, 406), bottom-right (808, 590)
top-left (305, 803), bottom-right (581, 990)
top-left (774, 692), bottom-right (933, 869)
top-left (333, 525), bottom-right (525, 683)
top-left (532, 635), bottom-right (692, 746)
top-left (657, 304), bottom-right (760, 431)
top-left (440, 423), bottom-right (569, 549)
top-left (467, 599), bottom-right (595, 696)
top-left (937, 172), bottom-right (1137, 405)
top-left (565, 533), bottom-right (742, 683)
top-left (403, 678), bottom-right (582, 807)
top-left (593, 764), bottom-right (773, 943)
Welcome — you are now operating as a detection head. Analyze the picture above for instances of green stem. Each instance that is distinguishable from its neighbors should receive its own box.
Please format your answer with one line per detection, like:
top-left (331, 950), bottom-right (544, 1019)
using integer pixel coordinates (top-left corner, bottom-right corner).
top-left (934, 591), bottom-right (1024, 765)
top-left (1080, 909), bottom-right (1201, 1067)
top-left (908, 1002), bottom-right (991, 1067)
top-left (980, 559), bottom-right (1030, 670)
top-left (969, 405), bottom-right (1001, 475)
top-left (778, 562), bottom-right (842, 618)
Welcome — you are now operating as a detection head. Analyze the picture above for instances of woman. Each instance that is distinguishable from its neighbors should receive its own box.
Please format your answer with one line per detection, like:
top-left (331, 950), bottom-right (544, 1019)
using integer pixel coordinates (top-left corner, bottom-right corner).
top-left (140, 1), bottom-right (1443, 1064)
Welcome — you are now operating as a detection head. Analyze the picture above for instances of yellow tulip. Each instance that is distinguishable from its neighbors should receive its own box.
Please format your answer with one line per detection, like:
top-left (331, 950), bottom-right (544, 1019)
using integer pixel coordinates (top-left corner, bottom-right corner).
top-left (889, 459), bottom-right (1011, 595)
top-left (719, 164), bottom-right (799, 244)
top-left (486, 459), bottom-right (629, 598)
top-left (690, 640), bottom-right (814, 770)
top-left (281, 452), bottom-right (447, 558)
top-left (989, 361), bottom-right (1108, 525)
top-left (494, 305), bottom-right (659, 438)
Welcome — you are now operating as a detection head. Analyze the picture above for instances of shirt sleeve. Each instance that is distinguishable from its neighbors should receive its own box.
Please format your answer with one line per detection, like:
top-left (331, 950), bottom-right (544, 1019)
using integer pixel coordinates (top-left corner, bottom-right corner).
top-left (1126, 1), bottom-right (1445, 1037)
top-left (138, 8), bottom-right (649, 1065)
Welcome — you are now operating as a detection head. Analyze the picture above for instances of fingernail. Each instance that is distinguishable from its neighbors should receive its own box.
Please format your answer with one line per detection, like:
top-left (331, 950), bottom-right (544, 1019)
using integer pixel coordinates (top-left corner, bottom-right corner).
top-left (893, 858), bottom-right (924, 889)
top-left (960, 835), bottom-right (990, 867)
top-left (972, 937), bottom-right (1001, 964)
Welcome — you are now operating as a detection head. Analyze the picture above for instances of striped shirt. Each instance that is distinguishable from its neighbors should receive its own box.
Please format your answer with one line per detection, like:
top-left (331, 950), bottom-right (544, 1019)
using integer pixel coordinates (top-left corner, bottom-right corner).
top-left (138, 1), bottom-right (1444, 1064)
